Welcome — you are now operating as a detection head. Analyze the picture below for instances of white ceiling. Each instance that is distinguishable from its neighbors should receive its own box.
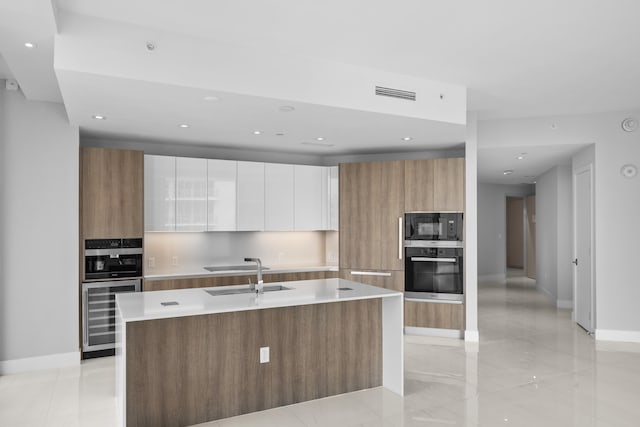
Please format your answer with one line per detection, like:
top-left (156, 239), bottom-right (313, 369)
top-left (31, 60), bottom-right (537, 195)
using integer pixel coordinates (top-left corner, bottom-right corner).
top-left (2, 1), bottom-right (639, 180)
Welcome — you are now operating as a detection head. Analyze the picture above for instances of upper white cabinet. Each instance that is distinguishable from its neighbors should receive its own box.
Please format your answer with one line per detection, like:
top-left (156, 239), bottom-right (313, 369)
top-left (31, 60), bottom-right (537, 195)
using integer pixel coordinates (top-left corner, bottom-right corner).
top-left (329, 166), bottom-right (339, 231)
top-left (265, 163), bottom-right (294, 231)
top-left (176, 157), bottom-right (207, 231)
top-left (144, 156), bottom-right (338, 232)
top-left (294, 165), bottom-right (325, 231)
top-left (144, 155), bottom-right (176, 231)
top-left (237, 161), bottom-right (265, 231)
top-left (207, 159), bottom-right (237, 231)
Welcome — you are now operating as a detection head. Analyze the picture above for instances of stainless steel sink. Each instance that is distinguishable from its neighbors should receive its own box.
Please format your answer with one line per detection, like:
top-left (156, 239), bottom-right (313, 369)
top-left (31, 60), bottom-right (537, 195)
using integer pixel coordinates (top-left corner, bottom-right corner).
top-left (203, 265), bottom-right (271, 272)
top-left (204, 285), bottom-right (291, 297)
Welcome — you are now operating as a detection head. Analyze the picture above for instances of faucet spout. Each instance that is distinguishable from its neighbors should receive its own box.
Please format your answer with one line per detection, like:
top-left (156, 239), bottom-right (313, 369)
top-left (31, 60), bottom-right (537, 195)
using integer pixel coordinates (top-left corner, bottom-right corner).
top-left (244, 258), bottom-right (263, 293)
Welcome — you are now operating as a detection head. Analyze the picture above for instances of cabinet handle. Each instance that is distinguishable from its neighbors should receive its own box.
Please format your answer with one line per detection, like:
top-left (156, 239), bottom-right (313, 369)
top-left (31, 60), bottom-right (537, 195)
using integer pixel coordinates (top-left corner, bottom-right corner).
top-left (398, 216), bottom-right (403, 260)
top-left (350, 271), bottom-right (392, 277)
top-left (410, 257), bottom-right (457, 263)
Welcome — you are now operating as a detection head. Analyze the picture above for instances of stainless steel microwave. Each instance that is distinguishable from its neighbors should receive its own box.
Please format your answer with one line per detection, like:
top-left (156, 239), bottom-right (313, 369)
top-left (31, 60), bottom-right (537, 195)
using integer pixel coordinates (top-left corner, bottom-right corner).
top-left (405, 212), bottom-right (463, 242)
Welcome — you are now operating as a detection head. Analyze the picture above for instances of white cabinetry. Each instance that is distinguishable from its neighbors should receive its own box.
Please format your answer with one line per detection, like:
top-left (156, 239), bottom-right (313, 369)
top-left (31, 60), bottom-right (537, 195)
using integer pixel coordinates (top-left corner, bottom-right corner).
top-left (176, 157), bottom-right (207, 231)
top-left (237, 161), bottom-right (265, 231)
top-left (265, 163), bottom-right (294, 231)
top-left (144, 155), bottom-right (175, 231)
top-left (294, 165), bottom-right (325, 231)
top-left (207, 159), bottom-right (237, 231)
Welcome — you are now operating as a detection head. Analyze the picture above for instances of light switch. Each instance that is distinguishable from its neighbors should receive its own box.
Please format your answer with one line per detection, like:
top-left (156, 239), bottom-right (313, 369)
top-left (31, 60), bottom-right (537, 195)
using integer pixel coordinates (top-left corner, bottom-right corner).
top-left (260, 346), bottom-right (270, 363)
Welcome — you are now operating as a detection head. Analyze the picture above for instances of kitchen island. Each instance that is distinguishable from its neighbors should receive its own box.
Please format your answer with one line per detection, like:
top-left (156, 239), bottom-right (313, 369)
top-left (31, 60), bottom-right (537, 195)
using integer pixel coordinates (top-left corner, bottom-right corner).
top-left (115, 278), bottom-right (403, 427)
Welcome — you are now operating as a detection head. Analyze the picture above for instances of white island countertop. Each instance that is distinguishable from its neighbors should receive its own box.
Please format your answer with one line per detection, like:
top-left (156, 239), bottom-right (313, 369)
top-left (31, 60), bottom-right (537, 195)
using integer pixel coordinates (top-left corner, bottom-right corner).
top-left (116, 278), bottom-right (402, 323)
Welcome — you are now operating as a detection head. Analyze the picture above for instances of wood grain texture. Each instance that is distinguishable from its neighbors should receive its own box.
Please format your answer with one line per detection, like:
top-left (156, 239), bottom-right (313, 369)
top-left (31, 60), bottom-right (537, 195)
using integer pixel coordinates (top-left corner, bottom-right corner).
top-left (404, 300), bottom-right (464, 329)
top-left (404, 159), bottom-right (435, 212)
top-left (526, 195), bottom-right (536, 279)
top-left (433, 158), bottom-right (465, 212)
top-left (379, 161), bottom-right (405, 271)
top-left (339, 269), bottom-right (404, 292)
top-left (142, 271), bottom-right (334, 291)
top-left (339, 162), bottom-right (382, 270)
top-left (81, 147), bottom-right (144, 239)
top-left (507, 197), bottom-right (524, 268)
top-left (125, 299), bottom-right (382, 427)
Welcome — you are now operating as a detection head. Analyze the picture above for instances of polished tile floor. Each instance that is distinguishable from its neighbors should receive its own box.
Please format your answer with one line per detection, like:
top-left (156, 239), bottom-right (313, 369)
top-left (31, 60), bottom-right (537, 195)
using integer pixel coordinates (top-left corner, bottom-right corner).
top-left (2, 272), bottom-right (640, 426)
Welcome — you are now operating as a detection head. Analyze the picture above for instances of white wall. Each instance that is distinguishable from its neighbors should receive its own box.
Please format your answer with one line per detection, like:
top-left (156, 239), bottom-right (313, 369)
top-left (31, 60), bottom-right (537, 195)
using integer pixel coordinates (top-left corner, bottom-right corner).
top-left (479, 110), bottom-right (640, 340)
top-left (0, 88), bottom-right (80, 372)
top-left (536, 165), bottom-right (572, 306)
top-left (477, 183), bottom-right (533, 281)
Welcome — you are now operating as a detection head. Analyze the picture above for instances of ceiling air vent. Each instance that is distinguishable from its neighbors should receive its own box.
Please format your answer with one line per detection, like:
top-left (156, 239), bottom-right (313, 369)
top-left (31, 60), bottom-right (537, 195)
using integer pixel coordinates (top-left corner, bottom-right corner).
top-left (375, 86), bottom-right (416, 101)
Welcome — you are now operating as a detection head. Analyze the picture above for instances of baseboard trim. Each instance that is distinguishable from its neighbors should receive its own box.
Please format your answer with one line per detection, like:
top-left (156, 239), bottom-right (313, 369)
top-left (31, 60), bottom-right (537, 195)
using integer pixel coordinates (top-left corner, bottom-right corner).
top-left (595, 329), bottom-right (640, 343)
top-left (464, 330), bottom-right (479, 342)
top-left (478, 274), bottom-right (506, 283)
top-left (0, 351), bottom-right (80, 375)
top-left (404, 326), bottom-right (464, 339)
top-left (557, 299), bottom-right (573, 309)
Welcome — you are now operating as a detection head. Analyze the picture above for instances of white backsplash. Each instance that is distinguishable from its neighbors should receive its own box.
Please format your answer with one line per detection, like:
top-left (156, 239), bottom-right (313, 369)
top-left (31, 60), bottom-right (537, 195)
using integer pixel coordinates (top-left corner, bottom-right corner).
top-left (145, 231), bottom-right (338, 275)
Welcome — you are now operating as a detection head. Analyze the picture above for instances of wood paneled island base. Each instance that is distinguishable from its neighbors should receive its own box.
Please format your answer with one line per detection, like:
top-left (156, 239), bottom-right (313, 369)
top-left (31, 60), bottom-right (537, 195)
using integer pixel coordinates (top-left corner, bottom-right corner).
top-left (116, 279), bottom-right (403, 427)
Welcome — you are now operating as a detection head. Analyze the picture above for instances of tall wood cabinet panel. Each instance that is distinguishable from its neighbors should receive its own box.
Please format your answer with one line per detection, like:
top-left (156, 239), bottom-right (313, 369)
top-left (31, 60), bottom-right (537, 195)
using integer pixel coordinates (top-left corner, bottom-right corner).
top-left (81, 147), bottom-right (143, 239)
top-left (207, 159), bottom-right (237, 231)
top-left (339, 161), bottom-right (404, 271)
top-left (433, 158), bottom-right (465, 211)
top-left (176, 157), bottom-right (207, 231)
top-left (144, 155), bottom-right (176, 232)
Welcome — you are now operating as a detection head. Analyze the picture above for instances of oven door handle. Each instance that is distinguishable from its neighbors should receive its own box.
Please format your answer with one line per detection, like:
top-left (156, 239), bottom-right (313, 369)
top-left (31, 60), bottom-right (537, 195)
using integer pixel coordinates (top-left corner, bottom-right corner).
top-left (410, 257), bottom-right (457, 263)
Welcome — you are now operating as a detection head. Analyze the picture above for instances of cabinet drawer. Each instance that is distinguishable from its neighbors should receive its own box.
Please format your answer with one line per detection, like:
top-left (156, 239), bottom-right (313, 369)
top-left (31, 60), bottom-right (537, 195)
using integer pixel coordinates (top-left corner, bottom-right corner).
top-left (404, 300), bottom-right (464, 330)
top-left (339, 269), bottom-right (403, 292)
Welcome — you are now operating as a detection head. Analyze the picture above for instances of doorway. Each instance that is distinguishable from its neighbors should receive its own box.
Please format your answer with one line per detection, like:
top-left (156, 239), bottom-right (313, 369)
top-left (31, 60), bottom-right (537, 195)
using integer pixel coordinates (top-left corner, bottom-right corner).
top-left (506, 197), bottom-right (525, 270)
top-left (574, 165), bottom-right (594, 332)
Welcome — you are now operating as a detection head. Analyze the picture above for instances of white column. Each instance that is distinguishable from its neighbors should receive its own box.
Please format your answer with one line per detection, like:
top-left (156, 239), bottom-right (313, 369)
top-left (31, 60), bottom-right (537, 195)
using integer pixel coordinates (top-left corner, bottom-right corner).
top-left (465, 112), bottom-right (479, 342)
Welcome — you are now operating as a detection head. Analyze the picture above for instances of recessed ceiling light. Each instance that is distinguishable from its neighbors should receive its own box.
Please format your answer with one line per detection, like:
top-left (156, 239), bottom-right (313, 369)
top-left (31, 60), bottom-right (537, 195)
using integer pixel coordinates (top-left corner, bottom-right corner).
top-left (503, 170), bottom-right (514, 175)
top-left (178, 124), bottom-right (190, 128)
top-left (203, 96), bottom-right (219, 102)
top-left (92, 115), bottom-right (106, 120)
top-left (253, 130), bottom-right (262, 135)
top-left (316, 137), bottom-right (325, 141)
top-left (279, 106), bottom-right (295, 112)
top-left (24, 42), bottom-right (36, 48)
top-left (516, 155), bottom-right (524, 160)
top-left (402, 137), bottom-right (413, 141)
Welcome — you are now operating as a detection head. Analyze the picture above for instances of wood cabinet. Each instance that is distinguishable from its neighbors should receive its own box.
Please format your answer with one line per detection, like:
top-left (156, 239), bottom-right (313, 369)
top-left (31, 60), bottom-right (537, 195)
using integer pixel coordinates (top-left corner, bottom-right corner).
top-left (81, 147), bottom-right (143, 239)
top-left (207, 159), bottom-right (237, 231)
top-left (404, 300), bottom-right (464, 330)
top-left (144, 155), bottom-right (175, 232)
top-left (143, 270), bottom-right (337, 292)
top-left (265, 163), bottom-right (294, 230)
top-left (405, 158), bottom-right (465, 212)
top-left (339, 161), bottom-right (404, 272)
top-left (339, 270), bottom-right (403, 292)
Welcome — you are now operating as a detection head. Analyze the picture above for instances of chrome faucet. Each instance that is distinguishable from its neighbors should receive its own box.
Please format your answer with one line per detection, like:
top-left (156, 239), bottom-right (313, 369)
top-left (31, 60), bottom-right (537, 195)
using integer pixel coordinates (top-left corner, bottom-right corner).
top-left (244, 258), bottom-right (263, 293)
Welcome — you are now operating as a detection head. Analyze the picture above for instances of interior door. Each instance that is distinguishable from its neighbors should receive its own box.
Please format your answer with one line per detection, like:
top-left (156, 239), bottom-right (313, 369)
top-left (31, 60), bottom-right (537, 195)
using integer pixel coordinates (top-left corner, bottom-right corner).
top-left (574, 166), bottom-right (593, 332)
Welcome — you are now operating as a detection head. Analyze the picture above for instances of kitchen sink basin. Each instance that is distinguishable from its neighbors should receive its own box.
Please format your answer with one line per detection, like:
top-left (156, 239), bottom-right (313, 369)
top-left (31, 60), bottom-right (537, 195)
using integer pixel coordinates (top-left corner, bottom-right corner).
top-left (203, 265), bottom-right (271, 272)
top-left (204, 285), bottom-right (291, 297)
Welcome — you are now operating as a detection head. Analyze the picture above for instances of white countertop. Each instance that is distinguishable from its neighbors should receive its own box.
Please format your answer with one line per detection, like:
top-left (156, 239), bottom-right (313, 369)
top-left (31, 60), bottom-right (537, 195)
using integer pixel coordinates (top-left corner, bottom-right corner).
top-left (116, 278), bottom-right (401, 322)
top-left (144, 264), bottom-right (339, 281)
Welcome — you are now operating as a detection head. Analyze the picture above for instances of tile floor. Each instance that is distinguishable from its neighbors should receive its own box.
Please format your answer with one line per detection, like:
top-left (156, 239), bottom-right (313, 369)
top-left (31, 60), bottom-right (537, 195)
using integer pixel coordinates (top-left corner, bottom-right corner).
top-left (2, 272), bottom-right (640, 426)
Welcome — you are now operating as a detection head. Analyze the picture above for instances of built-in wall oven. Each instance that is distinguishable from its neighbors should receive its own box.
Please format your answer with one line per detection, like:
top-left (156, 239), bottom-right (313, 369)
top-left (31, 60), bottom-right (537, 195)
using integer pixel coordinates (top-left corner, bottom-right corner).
top-left (404, 212), bottom-right (463, 302)
top-left (82, 238), bottom-right (143, 355)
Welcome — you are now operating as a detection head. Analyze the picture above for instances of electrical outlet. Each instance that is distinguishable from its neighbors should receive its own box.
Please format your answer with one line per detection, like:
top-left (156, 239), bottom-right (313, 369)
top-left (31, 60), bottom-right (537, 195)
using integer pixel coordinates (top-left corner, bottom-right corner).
top-left (260, 346), bottom-right (270, 363)
top-left (148, 257), bottom-right (155, 268)
top-left (172, 256), bottom-right (178, 266)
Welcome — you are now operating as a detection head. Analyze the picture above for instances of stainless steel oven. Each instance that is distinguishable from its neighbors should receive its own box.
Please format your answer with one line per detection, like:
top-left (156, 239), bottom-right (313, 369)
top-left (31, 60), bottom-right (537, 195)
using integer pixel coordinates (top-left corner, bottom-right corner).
top-left (404, 241), bottom-right (463, 302)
